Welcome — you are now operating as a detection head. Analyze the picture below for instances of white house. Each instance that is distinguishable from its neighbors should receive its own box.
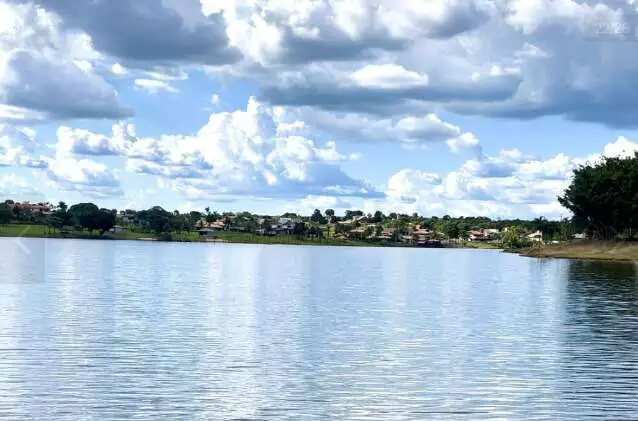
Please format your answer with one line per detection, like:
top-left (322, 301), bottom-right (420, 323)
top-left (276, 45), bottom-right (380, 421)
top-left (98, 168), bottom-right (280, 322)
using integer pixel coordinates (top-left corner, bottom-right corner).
top-left (528, 230), bottom-right (543, 242)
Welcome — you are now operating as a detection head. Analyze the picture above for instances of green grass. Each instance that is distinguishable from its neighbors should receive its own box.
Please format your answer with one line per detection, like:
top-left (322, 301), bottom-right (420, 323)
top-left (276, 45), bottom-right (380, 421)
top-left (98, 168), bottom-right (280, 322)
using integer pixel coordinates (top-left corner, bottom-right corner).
top-left (0, 224), bottom-right (146, 240)
top-left (215, 231), bottom-right (377, 247)
top-left (0, 224), bottom-right (377, 247)
top-left (0, 224), bottom-right (495, 250)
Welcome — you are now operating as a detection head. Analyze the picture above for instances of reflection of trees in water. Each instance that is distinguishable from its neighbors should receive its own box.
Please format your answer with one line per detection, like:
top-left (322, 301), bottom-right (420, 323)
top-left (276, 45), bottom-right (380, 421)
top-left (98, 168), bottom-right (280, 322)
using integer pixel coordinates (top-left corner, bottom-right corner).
top-left (556, 260), bottom-right (638, 414)
top-left (563, 259), bottom-right (638, 343)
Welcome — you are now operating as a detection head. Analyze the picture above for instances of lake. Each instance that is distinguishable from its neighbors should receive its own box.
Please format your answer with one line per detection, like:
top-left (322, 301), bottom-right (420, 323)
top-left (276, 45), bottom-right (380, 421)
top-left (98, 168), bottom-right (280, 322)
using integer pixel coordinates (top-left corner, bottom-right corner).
top-left (0, 238), bottom-right (636, 420)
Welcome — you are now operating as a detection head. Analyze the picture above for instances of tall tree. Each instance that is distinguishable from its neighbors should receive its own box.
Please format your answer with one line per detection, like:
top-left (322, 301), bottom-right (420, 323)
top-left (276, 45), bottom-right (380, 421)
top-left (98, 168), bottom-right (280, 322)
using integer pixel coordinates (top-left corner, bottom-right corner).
top-left (310, 209), bottom-right (326, 224)
top-left (559, 153), bottom-right (638, 238)
top-left (68, 203), bottom-right (100, 232)
top-left (0, 203), bottom-right (12, 224)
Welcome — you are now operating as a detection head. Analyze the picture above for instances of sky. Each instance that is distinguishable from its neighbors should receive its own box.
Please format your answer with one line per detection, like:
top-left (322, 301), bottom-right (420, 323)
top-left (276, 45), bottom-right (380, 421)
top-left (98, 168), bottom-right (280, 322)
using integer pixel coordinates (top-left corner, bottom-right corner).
top-left (2, 0), bottom-right (638, 218)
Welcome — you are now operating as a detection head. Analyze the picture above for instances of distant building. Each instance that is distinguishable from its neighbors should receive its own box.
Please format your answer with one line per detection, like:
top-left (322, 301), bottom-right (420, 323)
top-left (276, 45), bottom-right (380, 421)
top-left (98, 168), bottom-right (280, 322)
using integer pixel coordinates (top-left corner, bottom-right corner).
top-left (468, 230), bottom-right (487, 241)
top-left (109, 225), bottom-right (125, 233)
top-left (528, 230), bottom-right (543, 242)
top-left (197, 228), bottom-right (218, 238)
top-left (9, 202), bottom-right (52, 215)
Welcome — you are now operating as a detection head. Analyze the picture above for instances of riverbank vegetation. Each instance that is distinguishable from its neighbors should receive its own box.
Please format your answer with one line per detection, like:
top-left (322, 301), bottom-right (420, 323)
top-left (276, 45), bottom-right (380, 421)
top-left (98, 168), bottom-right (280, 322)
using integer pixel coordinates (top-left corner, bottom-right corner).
top-left (524, 153), bottom-right (638, 261)
top-left (3, 153), bottom-right (637, 258)
top-left (0, 199), bottom-right (576, 248)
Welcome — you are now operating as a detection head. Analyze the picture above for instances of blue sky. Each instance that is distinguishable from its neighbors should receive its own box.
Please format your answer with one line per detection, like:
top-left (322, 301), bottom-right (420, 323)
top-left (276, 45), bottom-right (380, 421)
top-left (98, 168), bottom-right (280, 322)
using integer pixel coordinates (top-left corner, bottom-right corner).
top-left (2, 0), bottom-right (638, 218)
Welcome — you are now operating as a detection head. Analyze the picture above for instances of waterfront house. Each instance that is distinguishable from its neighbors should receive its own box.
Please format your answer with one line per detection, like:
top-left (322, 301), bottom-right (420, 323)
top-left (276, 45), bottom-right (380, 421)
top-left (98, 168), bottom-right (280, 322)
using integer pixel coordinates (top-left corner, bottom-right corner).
top-left (8, 201), bottom-right (52, 215)
top-left (468, 230), bottom-right (487, 241)
top-left (528, 230), bottom-right (543, 242)
top-left (109, 225), bottom-right (125, 233)
top-left (197, 228), bottom-right (218, 238)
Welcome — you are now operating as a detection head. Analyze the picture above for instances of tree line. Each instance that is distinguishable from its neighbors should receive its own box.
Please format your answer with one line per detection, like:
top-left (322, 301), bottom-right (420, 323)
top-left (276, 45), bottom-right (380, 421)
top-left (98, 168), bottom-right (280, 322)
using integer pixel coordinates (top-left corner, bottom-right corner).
top-left (3, 149), bottom-right (636, 242)
top-left (559, 152), bottom-right (638, 240)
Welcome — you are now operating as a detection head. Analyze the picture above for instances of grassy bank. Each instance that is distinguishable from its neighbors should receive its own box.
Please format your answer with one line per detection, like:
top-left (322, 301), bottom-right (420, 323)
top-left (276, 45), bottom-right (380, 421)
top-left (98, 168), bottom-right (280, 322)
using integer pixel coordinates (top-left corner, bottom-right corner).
top-left (0, 224), bottom-right (506, 249)
top-left (0, 224), bottom-right (383, 247)
top-left (521, 241), bottom-right (638, 262)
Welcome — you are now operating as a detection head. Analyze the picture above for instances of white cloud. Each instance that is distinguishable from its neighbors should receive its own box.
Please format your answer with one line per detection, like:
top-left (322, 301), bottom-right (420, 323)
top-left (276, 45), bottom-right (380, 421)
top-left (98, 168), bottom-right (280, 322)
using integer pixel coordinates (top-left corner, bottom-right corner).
top-left (285, 195), bottom-right (354, 215)
top-left (378, 135), bottom-right (638, 219)
top-left (134, 79), bottom-right (179, 94)
top-left (0, 173), bottom-right (43, 198)
top-left (350, 64), bottom-right (429, 89)
top-left (55, 122), bottom-right (136, 157)
top-left (602, 136), bottom-right (638, 158)
top-left (275, 106), bottom-right (477, 150)
top-left (51, 97), bottom-right (380, 201)
top-left (0, 124), bottom-right (46, 168)
top-left (446, 132), bottom-right (480, 153)
top-left (111, 63), bottom-right (127, 75)
top-left (45, 156), bottom-right (123, 198)
top-left (0, 1), bottom-right (131, 121)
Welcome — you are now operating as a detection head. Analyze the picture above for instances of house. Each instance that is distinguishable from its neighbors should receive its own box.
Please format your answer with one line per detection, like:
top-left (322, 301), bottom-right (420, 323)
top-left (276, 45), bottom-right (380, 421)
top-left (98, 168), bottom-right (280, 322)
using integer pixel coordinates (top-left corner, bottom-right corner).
top-left (273, 217), bottom-right (300, 234)
top-left (468, 230), bottom-right (487, 241)
top-left (528, 230), bottom-right (543, 242)
top-left (198, 228), bottom-right (218, 238)
top-left (347, 227), bottom-right (368, 239)
top-left (196, 219), bottom-right (226, 230)
top-left (573, 233), bottom-right (587, 240)
top-left (401, 235), bottom-right (414, 244)
top-left (484, 228), bottom-right (501, 238)
top-left (9, 201), bottom-right (52, 215)
top-left (379, 228), bottom-right (395, 240)
top-left (119, 210), bottom-right (136, 224)
top-left (109, 225), bottom-right (125, 233)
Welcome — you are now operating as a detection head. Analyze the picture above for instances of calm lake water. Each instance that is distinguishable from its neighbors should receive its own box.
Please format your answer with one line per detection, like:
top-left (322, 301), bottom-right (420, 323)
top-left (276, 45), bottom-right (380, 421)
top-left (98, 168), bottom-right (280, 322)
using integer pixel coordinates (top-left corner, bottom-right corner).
top-left (0, 238), bottom-right (636, 420)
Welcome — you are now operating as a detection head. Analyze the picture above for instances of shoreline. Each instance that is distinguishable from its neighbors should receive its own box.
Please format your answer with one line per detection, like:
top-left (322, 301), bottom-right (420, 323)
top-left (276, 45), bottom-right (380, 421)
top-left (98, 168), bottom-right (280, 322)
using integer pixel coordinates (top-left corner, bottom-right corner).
top-left (520, 241), bottom-right (638, 262)
top-left (10, 224), bottom-right (635, 263)
top-left (0, 224), bottom-right (504, 250)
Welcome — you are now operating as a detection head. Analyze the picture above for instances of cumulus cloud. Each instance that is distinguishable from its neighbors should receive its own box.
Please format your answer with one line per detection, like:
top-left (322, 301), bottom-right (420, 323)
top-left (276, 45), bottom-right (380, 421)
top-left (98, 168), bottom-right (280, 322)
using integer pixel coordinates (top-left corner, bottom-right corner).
top-left (0, 124), bottom-right (46, 167)
top-left (0, 1), bottom-right (131, 121)
top-left (45, 156), bottom-right (123, 198)
top-left (51, 98), bottom-right (381, 201)
top-left (55, 122), bottom-right (136, 157)
top-left (274, 106), bottom-right (480, 151)
top-left (134, 79), bottom-right (179, 94)
top-left (215, 0), bottom-right (493, 65)
top-left (227, 0), bottom-right (638, 128)
top-left (0, 174), bottom-right (43, 198)
top-left (378, 136), bottom-right (638, 219)
top-left (14, 0), bottom-right (241, 66)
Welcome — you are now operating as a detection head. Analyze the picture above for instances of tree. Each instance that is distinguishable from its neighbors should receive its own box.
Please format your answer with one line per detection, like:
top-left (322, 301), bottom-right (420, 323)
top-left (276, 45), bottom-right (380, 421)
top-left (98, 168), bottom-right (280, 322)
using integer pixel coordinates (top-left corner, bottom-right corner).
top-left (375, 224), bottom-right (383, 238)
top-left (372, 210), bottom-right (385, 223)
top-left (325, 209), bottom-right (335, 222)
top-left (0, 203), bottom-right (12, 224)
top-left (68, 203), bottom-right (100, 232)
top-left (47, 202), bottom-right (71, 232)
top-left (344, 210), bottom-right (363, 219)
top-left (96, 209), bottom-right (116, 234)
top-left (533, 217), bottom-right (549, 240)
top-left (311, 209), bottom-right (327, 224)
top-left (138, 206), bottom-right (173, 234)
top-left (292, 222), bottom-right (307, 236)
top-left (559, 153), bottom-right (638, 238)
top-left (501, 226), bottom-right (532, 249)
top-left (204, 207), bottom-right (218, 223)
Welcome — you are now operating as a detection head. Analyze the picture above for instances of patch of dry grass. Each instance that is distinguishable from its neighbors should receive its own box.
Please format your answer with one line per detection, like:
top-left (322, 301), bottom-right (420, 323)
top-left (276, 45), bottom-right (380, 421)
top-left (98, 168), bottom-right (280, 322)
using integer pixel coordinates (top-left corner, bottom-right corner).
top-left (521, 241), bottom-right (638, 262)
